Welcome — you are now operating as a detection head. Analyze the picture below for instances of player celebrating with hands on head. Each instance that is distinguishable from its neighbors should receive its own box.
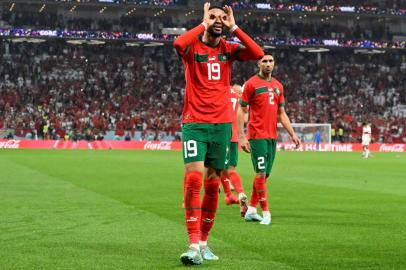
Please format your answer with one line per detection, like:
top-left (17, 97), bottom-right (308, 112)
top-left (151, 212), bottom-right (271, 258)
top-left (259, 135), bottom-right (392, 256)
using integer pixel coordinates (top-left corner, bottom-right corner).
top-left (237, 54), bottom-right (300, 225)
top-left (173, 2), bottom-right (263, 266)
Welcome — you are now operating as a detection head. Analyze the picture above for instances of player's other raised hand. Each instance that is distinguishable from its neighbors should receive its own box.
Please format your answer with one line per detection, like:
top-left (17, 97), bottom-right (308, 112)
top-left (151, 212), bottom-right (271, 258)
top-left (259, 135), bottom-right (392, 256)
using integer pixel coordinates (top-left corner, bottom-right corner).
top-left (203, 2), bottom-right (212, 26)
top-left (221, 5), bottom-right (236, 29)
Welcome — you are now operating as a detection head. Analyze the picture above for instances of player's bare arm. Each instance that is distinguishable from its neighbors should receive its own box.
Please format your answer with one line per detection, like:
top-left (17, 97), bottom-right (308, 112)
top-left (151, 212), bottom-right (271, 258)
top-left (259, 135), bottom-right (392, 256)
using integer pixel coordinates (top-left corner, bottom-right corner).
top-left (237, 106), bottom-right (250, 153)
top-left (278, 107), bottom-right (300, 148)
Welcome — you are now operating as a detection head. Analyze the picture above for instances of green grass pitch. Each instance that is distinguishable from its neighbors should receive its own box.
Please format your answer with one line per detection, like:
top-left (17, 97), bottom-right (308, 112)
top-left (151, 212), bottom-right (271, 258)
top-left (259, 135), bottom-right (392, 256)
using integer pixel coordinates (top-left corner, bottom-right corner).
top-left (1, 149), bottom-right (405, 269)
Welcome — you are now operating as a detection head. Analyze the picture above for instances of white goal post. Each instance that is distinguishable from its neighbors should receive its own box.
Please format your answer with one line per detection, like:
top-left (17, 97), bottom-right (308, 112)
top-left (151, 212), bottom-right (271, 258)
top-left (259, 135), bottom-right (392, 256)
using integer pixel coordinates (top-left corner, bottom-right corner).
top-left (277, 123), bottom-right (331, 144)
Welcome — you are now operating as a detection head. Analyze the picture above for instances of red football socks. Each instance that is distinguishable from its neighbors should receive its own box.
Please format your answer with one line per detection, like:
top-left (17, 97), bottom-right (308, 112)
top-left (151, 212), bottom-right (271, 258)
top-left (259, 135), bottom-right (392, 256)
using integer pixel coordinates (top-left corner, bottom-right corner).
top-left (184, 171), bottom-right (203, 245)
top-left (200, 178), bottom-right (220, 242)
top-left (228, 171), bottom-right (244, 194)
top-left (249, 180), bottom-right (259, 207)
top-left (254, 176), bottom-right (268, 211)
top-left (220, 173), bottom-right (232, 196)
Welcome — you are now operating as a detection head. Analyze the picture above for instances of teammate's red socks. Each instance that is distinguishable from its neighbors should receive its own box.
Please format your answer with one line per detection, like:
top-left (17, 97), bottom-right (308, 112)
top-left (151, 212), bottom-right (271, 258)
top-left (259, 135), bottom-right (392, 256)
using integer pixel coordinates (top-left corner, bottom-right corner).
top-left (228, 171), bottom-right (244, 194)
top-left (249, 181), bottom-right (259, 207)
top-left (200, 178), bottom-right (220, 241)
top-left (184, 171), bottom-right (203, 244)
top-left (220, 173), bottom-right (232, 196)
top-left (254, 176), bottom-right (268, 211)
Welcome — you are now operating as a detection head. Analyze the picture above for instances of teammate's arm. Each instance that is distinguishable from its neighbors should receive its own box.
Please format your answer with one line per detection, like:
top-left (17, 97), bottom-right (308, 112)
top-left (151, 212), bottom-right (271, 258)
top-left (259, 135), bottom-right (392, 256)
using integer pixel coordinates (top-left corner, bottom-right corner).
top-left (278, 107), bottom-right (300, 148)
top-left (222, 5), bottom-right (263, 61)
top-left (173, 3), bottom-right (211, 55)
top-left (237, 106), bottom-right (250, 153)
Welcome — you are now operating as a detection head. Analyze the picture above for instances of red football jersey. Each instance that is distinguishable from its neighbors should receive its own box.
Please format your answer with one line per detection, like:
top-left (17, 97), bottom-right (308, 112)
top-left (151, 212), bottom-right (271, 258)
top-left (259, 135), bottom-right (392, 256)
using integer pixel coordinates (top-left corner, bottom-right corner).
top-left (230, 87), bottom-right (239, 142)
top-left (240, 74), bottom-right (285, 140)
top-left (178, 38), bottom-right (241, 123)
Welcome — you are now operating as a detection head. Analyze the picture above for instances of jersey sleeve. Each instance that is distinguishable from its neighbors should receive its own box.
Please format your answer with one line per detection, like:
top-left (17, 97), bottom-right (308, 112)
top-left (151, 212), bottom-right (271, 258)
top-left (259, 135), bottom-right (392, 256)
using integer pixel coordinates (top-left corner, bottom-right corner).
top-left (232, 27), bottom-right (264, 61)
top-left (173, 24), bottom-right (205, 60)
top-left (239, 81), bottom-right (252, 107)
top-left (230, 43), bottom-right (245, 62)
top-left (279, 84), bottom-right (285, 108)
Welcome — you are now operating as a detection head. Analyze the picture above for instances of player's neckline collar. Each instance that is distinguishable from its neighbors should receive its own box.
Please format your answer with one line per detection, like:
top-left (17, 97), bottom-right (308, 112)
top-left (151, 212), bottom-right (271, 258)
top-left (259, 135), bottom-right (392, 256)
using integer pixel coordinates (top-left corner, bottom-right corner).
top-left (199, 37), bottom-right (220, 48)
top-left (257, 73), bottom-right (273, 82)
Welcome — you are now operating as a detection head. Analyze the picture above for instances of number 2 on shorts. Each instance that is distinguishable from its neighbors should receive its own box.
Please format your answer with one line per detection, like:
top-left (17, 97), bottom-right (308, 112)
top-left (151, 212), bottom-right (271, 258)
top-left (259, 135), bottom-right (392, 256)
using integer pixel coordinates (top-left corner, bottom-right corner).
top-left (257, 156), bottom-right (265, 170)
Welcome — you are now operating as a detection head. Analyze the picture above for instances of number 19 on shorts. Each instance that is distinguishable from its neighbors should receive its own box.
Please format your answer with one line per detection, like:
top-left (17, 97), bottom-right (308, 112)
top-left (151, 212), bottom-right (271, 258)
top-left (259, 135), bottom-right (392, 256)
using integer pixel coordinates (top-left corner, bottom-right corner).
top-left (184, 140), bottom-right (198, 158)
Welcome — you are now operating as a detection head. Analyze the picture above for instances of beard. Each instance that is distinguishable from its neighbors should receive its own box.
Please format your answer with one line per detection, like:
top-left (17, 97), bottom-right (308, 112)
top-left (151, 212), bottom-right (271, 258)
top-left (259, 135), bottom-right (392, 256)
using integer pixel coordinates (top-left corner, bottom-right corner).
top-left (207, 27), bottom-right (223, 38)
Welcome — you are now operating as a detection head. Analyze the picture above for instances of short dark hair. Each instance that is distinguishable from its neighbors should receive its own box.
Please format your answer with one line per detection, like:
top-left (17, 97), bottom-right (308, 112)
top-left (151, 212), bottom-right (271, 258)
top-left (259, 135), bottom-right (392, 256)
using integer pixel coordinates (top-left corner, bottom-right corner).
top-left (209, 5), bottom-right (224, 12)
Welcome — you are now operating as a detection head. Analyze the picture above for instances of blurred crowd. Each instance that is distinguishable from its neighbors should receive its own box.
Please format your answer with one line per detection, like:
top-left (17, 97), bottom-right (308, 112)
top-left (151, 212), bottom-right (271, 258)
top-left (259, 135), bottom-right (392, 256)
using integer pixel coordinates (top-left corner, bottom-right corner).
top-left (0, 41), bottom-right (405, 143)
top-left (222, 0), bottom-right (406, 15)
top-left (1, 9), bottom-right (405, 49)
top-left (5, 0), bottom-right (404, 15)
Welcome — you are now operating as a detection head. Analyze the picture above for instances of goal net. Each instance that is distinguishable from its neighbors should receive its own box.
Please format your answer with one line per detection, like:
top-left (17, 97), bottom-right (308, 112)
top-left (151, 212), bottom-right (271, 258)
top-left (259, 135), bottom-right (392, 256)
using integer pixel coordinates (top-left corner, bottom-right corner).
top-left (277, 123), bottom-right (331, 143)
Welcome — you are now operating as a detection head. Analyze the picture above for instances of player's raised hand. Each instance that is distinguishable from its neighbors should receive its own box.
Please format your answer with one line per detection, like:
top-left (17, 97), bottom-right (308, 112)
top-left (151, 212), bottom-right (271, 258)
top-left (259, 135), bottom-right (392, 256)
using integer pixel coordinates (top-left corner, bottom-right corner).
top-left (291, 134), bottom-right (301, 149)
top-left (203, 2), bottom-right (211, 26)
top-left (221, 5), bottom-right (236, 29)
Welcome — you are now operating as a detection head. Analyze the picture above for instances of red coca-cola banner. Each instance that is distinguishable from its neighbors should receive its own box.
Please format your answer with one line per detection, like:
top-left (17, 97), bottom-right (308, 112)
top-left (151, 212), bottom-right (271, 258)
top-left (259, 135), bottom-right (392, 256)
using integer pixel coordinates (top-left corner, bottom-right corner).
top-left (0, 139), bottom-right (405, 152)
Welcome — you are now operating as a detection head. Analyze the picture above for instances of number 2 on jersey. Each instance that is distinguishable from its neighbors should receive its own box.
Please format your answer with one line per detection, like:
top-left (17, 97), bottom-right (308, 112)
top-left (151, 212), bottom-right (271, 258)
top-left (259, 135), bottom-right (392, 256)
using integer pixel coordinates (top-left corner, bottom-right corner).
top-left (207, 63), bottom-right (220, 80)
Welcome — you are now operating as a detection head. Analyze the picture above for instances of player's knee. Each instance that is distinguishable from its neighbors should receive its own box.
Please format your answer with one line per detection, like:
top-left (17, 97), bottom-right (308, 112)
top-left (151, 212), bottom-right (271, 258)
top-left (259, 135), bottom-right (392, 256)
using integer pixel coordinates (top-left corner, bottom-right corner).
top-left (206, 167), bottom-right (222, 180)
top-left (185, 162), bottom-right (205, 174)
top-left (256, 172), bottom-right (267, 178)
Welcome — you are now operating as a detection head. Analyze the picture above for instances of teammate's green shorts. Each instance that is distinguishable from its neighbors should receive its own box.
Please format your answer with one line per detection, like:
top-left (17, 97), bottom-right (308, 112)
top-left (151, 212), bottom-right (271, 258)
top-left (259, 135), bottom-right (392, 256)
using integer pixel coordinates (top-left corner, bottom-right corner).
top-left (249, 139), bottom-right (277, 174)
top-left (182, 123), bottom-right (232, 170)
top-left (229, 142), bottom-right (239, 167)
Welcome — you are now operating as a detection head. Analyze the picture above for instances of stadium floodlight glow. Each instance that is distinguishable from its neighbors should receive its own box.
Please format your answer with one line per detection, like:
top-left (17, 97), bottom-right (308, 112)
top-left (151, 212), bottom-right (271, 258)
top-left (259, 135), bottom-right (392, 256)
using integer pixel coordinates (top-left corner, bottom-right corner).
top-left (144, 42), bottom-right (164, 47)
top-left (354, 49), bottom-right (386, 54)
top-left (125, 42), bottom-right (141, 47)
top-left (26, 38), bottom-right (46, 43)
top-left (299, 47), bottom-right (330, 53)
top-left (66, 39), bottom-right (86, 45)
top-left (11, 38), bottom-right (27, 43)
top-left (87, 40), bottom-right (105, 45)
top-left (162, 27), bottom-right (186, 35)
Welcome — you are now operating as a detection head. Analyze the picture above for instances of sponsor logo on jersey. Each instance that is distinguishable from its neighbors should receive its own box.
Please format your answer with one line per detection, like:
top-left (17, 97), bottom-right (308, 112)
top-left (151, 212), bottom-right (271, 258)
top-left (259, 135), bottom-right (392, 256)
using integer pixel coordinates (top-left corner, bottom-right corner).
top-left (209, 56), bottom-right (216, 61)
top-left (274, 87), bottom-right (280, 95)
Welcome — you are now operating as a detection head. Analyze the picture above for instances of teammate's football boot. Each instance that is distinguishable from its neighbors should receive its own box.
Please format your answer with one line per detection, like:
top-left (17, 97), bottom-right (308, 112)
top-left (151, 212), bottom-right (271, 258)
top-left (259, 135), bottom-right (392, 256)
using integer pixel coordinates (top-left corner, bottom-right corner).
top-left (180, 247), bottom-right (203, 265)
top-left (244, 212), bottom-right (263, 222)
top-left (260, 213), bottom-right (272, 225)
top-left (200, 246), bottom-right (219, 261)
top-left (238, 193), bottom-right (248, 217)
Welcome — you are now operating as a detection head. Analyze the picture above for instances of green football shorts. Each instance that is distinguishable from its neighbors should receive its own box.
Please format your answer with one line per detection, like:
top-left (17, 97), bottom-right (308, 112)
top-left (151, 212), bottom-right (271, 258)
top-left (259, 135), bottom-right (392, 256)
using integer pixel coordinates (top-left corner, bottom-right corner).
top-left (182, 123), bottom-right (232, 170)
top-left (249, 139), bottom-right (277, 174)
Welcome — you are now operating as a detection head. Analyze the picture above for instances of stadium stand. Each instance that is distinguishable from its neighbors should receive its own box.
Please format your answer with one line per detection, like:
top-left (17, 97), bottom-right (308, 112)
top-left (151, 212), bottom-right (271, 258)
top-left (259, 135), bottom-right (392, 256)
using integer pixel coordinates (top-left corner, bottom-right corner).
top-left (1, 40), bottom-right (405, 142)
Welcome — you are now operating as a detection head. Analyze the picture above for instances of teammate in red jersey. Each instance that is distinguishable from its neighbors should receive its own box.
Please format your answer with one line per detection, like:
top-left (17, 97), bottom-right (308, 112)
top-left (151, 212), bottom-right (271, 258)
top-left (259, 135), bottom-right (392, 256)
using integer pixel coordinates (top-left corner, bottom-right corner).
top-left (220, 84), bottom-right (248, 217)
top-left (173, 2), bottom-right (263, 265)
top-left (237, 54), bottom-right (300, 225)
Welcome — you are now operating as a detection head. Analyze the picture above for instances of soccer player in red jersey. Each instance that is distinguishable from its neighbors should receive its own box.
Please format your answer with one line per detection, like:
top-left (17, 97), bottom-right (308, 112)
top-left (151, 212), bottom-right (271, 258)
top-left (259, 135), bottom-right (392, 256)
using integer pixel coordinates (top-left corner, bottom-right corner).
top-left (173, 2), bottom-right (263, 265)
top-left (237, 54), bottom-right (300, 225)
top-left (220, 84), bottom-right (248, 217)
